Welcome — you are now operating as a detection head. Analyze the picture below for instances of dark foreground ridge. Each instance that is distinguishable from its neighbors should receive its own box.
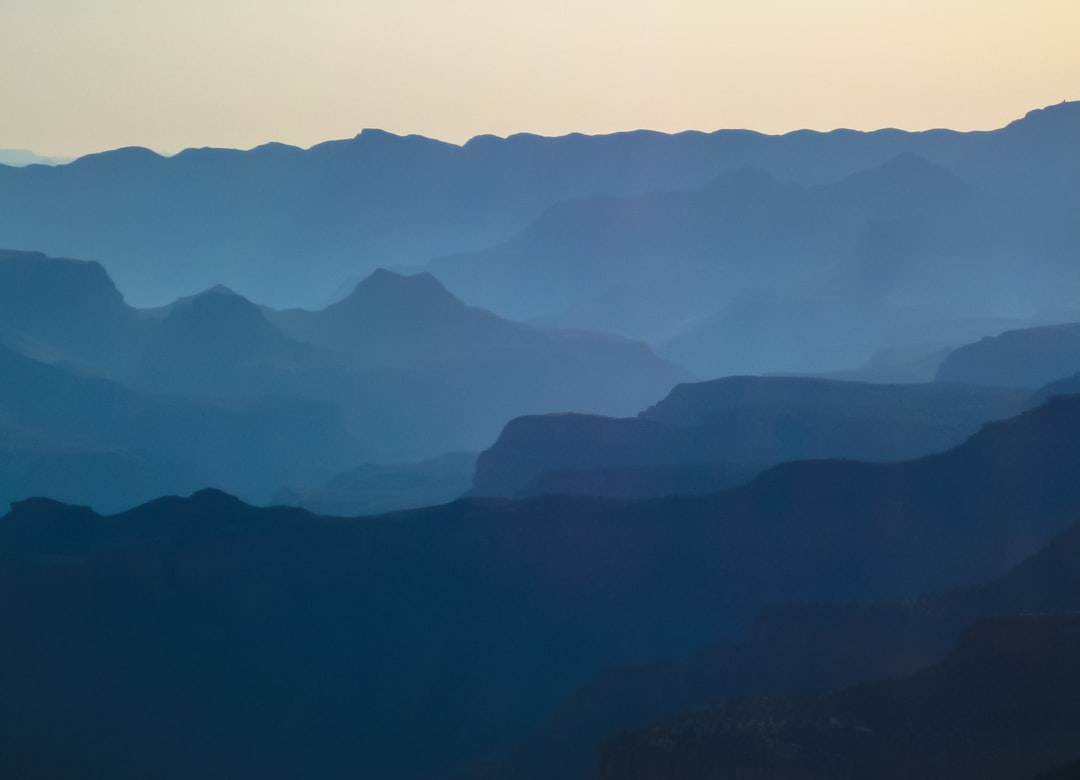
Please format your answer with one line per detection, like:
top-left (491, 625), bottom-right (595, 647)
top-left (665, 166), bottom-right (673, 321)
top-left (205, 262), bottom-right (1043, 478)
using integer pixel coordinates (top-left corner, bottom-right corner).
top-left (6, 395), bottom-right (1080, 778)
top-left (596, 615), bottom-right (1080, 780)
top-left (466, 499), bottom-right (1080, 780)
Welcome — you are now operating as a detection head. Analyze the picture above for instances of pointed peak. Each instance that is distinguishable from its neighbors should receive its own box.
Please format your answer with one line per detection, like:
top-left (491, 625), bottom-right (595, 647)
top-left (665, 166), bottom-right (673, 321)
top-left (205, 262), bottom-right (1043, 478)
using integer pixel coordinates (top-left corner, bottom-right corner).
top-left (346, 129), bottom-right (459, 153)
top-left (829, 151), bottom-right (967, 198)
top-left (159, 285), bottom-right (274, 335)
top-left (203, 283), bottom-right (242, 297)
top-left (171, 283), bottom-right (253, 309)
top-left (187, 487), bottom-right (251, 510)
top-left (69, 146), bottom-right (165, 171)
top-left (341, 268), bottom-right (460, 306)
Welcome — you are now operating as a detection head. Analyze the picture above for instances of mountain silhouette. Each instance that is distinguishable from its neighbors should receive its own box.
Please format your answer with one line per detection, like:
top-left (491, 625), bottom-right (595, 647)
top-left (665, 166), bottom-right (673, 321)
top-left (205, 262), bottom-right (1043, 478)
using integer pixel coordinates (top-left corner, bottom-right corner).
top-left (937, 322), bottom-right (1080, 388)
top-left (429, 141), bottom-right (1069, 377)
top-left (1, 105), bottom-right (1071, 312)
top-left (7, 396), bottom-right (1080, 777)
top-left (5, 103), bottom-right (1080, 780)
top-left (472, 377), bottom-right (1030, 499)
top-left (425, 104), bottom-right (1080, 377)
top-left (0, 341), bottom-right (363, 511)
top-left (472, 480), bottom-right (1080, 779)
top-left (0, 252), bottom-right (687, 505)
top-left (0, 249), bottom-right (137, 369)
top-left (271, 268), bottom-right (549, 361)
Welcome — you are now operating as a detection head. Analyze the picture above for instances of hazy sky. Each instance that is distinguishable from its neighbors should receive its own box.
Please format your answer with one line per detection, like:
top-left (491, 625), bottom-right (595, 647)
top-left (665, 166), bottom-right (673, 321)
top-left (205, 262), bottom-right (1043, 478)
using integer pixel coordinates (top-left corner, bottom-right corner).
top-left (3, 0), bottom-right (1077, 157)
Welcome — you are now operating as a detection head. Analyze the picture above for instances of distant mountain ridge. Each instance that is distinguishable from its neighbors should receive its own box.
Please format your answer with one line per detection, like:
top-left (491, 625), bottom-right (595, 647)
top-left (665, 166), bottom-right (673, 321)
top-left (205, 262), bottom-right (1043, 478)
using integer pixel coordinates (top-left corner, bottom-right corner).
top-left (0, 249), bottom-right (686, 509)
top-left (937, 322), bottom-right (1080, 388)
top-left (429, 102), bottom-right (1080, 375)
top-left (472, 376), bottom-right (1031, 499)
top-left (5, 104), bottom-right (1077, 380)
top-left (3, 104), bottom-right (1073, 311)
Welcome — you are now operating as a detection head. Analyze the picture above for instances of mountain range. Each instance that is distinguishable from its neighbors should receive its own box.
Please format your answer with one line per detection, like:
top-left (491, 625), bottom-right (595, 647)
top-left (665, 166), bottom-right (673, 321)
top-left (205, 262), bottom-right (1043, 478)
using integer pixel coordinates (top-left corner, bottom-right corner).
top-left (2, 103), bottom-right (1078, 381)
top-left (472, 376), bottom-right (1031, 499)
top-left (473, 473), bottom-right (1080, 779)
top-left (431, 104), bottom-right (1080, 376)
top-left (0, 249), bottom-right (685, 510)
top-left (6, 395), bottom-right (1080, 778)
top-left (0, 118), bottom-right (990, 309)
top-left (937, 322), bottom-right (1080, 388)
top-left (5, 102), bottom-right (1080, 780)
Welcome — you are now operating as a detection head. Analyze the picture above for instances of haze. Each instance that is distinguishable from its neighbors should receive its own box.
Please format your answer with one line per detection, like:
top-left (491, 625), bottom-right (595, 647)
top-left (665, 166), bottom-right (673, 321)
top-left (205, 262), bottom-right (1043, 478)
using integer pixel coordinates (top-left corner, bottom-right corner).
top-left (3, 0), bottom-right (1078, 158)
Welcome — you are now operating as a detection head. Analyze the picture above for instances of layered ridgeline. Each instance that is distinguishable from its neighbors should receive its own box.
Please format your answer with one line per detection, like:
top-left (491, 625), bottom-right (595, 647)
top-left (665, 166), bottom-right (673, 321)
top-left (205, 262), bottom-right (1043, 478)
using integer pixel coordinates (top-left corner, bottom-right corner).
top-left (0, 116), bottom-right (991, 309)
top-left (936, 322), bottom-right (1080, 388)
top-left (431, 102), bottom-right (1080, 376)
top-left (0, 250), bottom-right (685, 511)
top-left (471, 376), bottom-right (1032, 499)
top-left (2, 103), bottom-right (1078, 378)
top-left (5, 396), bottom-right (1080, 778)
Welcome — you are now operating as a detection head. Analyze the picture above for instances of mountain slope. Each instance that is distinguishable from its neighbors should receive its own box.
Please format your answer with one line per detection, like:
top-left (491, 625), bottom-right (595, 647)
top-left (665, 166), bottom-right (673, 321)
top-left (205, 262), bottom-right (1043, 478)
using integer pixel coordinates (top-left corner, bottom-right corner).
top-left (0, 252), bottom-right (687, 496)
top-left (427, 104), bottom-right (1080, 376)
top-left (7, 397), bottom-right (1080, 777)
top-left (0, 341), bottom-right (362, 510)
top-left (596, 614), bottom-right (1080, 780)
top-left (0, 118), bottom-right (989, 308)
top-left (936, 322), bottom-right (1080, 388)
top-left (472, 377), bottom-right (1030, 498)
top-left (472, 481), bottom-right (1080, 780)
top-left (0, 249), bottom-right (139, 370)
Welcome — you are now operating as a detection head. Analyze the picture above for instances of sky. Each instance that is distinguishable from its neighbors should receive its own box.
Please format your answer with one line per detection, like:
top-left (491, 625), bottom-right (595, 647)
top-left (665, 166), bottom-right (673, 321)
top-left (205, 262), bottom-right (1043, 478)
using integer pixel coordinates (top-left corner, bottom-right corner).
top-left (2, 0), bottom-right (1078, 158)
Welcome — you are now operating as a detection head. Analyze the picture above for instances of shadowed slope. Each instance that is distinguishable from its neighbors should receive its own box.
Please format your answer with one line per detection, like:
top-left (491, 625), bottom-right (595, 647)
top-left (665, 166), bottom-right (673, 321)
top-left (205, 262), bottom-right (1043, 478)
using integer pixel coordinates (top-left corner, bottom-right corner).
top-left (596, 615), bottom-right (1080, 780)
top-left (469, 490), bottom-right (1080, 780)
top-left (0, 253), bottom-right (687, 476)
top-left (472, 377), bottom-right (1030, 499)
top-left (937, 323), bottom-right (1080, 388)
top-left (6, 398), bottom-right (1080, 777)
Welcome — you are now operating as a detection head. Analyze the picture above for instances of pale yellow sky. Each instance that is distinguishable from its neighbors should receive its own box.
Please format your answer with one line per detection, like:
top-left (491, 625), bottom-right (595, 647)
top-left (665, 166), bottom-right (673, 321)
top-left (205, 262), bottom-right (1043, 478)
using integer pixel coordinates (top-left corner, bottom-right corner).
top-left (2, 0), bottom-right (1077, 158)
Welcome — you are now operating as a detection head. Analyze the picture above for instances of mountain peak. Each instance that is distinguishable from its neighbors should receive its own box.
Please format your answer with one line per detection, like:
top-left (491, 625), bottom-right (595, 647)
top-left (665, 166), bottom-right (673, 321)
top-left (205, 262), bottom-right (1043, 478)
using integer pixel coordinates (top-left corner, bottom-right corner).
top-left (840, 151), bottom-right (963, 189)
top-left (68, 145), bottom-right (165, 171)
top-left (0, 250), bottom-right (129, 313)
top-left (1014, 99), bottom-right (1080, 126)
top-left (202, 283), bottom-right (242, 298)
top-left (1, 497), bottom-right (101, 552)
top-left (155, 283), bottom-right (284, 350)
top-left (336, 128), bottom-right (459, 155)
top-left (995, 100), bottom-right (1080, 143)
top-left (334, 268), bottom-right (462, 312)
top-left (186, 487), bottom-right (251, 511)
top-left (168, 283), bottom-right (259, 314)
